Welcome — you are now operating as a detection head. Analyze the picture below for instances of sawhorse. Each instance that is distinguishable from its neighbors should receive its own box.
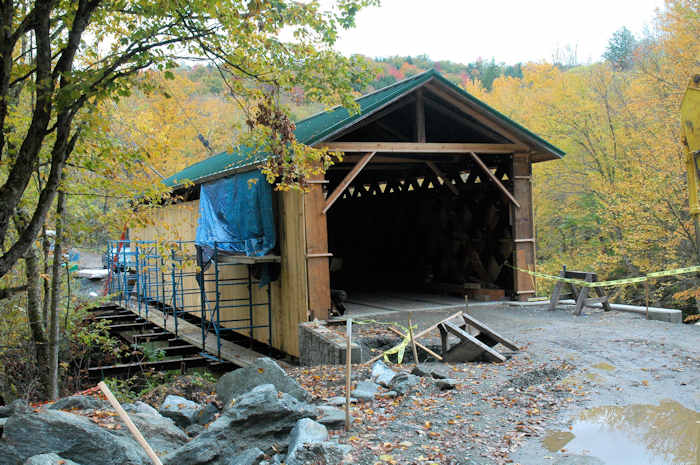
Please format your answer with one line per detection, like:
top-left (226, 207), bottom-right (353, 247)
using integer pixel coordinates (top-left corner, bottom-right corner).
top-left (549, 266), bottom-right (612, 315)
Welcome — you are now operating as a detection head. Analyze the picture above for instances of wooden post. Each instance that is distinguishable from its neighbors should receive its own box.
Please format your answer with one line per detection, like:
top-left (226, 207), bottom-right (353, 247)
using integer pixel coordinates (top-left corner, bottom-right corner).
top-left (645, 280), bottom-right (650, 320)
top-left (345, 318), bottom-right (352, 432)
top-left (98, 381), bottom-right (164, 465)
top-left (512, 153), bottom-right (536, 301)
top-left (408, 313), bottom-right (419, 365)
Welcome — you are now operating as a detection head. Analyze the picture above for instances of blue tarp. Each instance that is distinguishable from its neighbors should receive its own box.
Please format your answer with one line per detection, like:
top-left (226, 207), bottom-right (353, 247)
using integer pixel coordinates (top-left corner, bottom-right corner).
top-left (195, 171), bottom-right (276, 256)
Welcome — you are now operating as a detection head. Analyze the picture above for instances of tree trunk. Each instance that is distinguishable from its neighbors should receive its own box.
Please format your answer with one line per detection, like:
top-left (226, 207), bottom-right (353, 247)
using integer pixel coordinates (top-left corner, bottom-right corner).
top-left (48, 188), bottom-right (65, 400)
top-left (41, 224), bottom-right (50, 326)
top-left (24, 244), bottom-right (50, 392)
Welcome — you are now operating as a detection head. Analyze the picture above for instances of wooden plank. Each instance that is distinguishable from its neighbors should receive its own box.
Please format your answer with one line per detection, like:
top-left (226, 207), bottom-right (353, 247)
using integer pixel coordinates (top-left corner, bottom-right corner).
top-left (305, 172), bottom-right (331, 321)
top-left (425, 161), bottom-right (459, 195)
top-left (441, 321), bottom-right (506, 362)
top-left (387, 326), bottom-right (443, 361)
top-left (89, 356), bottom-right (211, 376)
top-left (278, 191), bottom-right (308, 357)
top-left (564, 270), bottom-right (599, 280)
top-left (319, 142), bottom-right (521, 154)
top-left (131, 332), bottom-right (172, 343)
top-left (549, 270), bottom-right (565, 311)
top-left (461, 313), bottom-right (519, 351)
top-left (468, 152), bottom-right (520, 207)
top-left (574, 273), bottom-right (593, 316)
top-left (107, 322), bottom-right (154, 331)
top-left (438, 324), bottom-right (448, 356)
top-left (323, 152), bottom-right (376, 214)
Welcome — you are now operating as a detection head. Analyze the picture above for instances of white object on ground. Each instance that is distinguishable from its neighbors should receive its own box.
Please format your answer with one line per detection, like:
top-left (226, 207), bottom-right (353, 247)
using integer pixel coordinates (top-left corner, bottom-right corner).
top-left (75, 268), bottom-right (109, 280)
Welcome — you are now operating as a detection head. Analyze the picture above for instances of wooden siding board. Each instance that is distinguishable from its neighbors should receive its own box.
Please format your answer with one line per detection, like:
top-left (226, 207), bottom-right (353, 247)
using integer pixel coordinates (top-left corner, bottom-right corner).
top-left (304, 174), bottom-right (331, 321)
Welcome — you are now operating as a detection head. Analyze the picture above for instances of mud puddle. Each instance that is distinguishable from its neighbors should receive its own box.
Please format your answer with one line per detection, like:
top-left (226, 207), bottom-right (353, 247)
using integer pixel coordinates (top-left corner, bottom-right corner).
top-left (542, 400), bottom-right (699, 464)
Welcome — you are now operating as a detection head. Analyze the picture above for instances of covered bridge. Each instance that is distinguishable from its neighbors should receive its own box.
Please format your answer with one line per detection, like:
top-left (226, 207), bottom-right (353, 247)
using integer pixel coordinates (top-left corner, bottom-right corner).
top-left (130, 69), bottom-right (564, 358)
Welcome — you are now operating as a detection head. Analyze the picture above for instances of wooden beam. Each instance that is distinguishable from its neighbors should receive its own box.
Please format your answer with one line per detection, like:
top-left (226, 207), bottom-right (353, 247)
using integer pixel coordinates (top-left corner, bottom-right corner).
top-left (323, 152), bottom-right (376, 214)
top-left (461, 313), bottom-right (519, 351)
top-left (442, 321), bottom-right (506, 362)
top-left (339, 155), bottom-right (425, 164)
top-left (416, 89), bottom-right (426, 142)
top-left (468, 152), bottom-right (520, 208)
top-left (425, 161), bottom-right (459, 195)
top-left (319, 142), bottom-right (521, 153)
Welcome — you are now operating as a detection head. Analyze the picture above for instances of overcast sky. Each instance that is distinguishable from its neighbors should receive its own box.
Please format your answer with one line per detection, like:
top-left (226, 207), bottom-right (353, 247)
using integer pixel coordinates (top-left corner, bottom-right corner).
top-left (330, 0), bottom-right (664, 64)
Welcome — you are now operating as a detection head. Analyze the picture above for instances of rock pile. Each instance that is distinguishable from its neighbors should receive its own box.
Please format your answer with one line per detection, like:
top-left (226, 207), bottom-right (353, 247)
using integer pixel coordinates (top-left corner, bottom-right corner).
top-left (0, 358), bottom-right (351, 465)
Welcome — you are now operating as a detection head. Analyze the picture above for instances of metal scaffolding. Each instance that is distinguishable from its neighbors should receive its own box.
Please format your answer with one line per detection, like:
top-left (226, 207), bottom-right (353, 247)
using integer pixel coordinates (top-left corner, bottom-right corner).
top-left (105, 240), bottom-right (273, 360)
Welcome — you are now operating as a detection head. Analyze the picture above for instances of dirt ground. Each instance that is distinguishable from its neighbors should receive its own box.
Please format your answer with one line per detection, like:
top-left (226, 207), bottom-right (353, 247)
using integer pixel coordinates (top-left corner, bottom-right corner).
top-left (289, 303), bottom-right (699, 465)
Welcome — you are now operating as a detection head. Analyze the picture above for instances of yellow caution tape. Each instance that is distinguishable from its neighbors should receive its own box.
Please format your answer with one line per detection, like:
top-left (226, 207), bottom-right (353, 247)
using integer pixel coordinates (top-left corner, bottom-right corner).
top-left (352, 318), bottom-right (417, 364)
top-left (508, 264), bottom-right (700, 288)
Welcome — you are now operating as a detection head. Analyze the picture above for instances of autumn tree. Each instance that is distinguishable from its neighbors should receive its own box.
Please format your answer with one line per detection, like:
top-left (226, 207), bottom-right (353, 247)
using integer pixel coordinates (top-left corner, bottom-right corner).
top-left (465, 0), bottom-right (700, 311)
top-left (0, 0), bottom-right (378, 282)
top-left (0, 0), bottom-right (378, 400)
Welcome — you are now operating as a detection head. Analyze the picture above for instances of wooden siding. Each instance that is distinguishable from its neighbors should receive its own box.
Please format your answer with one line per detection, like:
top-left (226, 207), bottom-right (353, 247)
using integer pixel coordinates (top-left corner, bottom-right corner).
top-left (131, 192), bottom-right (308, 357)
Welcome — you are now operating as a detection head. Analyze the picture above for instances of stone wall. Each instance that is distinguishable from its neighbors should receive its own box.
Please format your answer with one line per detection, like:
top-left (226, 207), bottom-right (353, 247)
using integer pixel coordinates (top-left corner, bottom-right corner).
top-left (298, 322), bottom-right (363, 366)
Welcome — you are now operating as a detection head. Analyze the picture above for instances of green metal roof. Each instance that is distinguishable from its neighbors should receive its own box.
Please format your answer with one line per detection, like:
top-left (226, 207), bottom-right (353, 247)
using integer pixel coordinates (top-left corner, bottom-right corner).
top-left (164, 69), bottom-right (564, 188)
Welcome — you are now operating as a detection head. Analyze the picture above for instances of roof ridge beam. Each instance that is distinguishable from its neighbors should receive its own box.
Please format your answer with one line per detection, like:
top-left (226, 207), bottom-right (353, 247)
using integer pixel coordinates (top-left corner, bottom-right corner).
top-left (318, 142), bottom-right (520, 153)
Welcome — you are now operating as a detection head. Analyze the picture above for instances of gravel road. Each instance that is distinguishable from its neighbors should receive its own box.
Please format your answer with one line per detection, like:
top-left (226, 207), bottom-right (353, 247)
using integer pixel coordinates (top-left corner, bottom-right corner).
top-left (291, 303), bottom-right (699, 465)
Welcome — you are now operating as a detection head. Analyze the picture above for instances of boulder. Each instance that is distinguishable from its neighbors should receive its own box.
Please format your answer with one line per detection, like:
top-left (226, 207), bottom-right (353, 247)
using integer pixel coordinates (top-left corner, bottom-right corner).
top-left (216, 358), bottom-right (309, 407)
top-left (185, 424), bottom-right (204, 438)
top-left (0, 399), bottom-right (31, 418)
top-left (122, 413), bottom-right (189, 456)
top-left (316, 406), bottom-right (345, 428)
top-left (195, 402), bottom-right (219, 425)
top-left (23, 453), bottom-right (83, 465)
top-left (159, 395), bottom-right (202, 428)
top-left (389, 372), bottom-right (420, 395)
top-left (0, 444), bottom-right (23, 465)
top-left (290, 442), bottom-right (352, 465)
top-left (325, 396), bottom-right (357, 406)
top-left (285, 418), bottom-right (328, 465)
top-left (371, 360), bottom-right (397, 387)
top-left (351, 381), bottom-right (379, 402)
top-left (163, 384), bottom-right (317, 465)
top-left (48, 396), bottom-right (110, 412)
top-left (123, 401), bottom-right (159, 417)
top-left (1, 410), bottom-right (150, 465)
top-left (230, 447), bottom-right (264, 465)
